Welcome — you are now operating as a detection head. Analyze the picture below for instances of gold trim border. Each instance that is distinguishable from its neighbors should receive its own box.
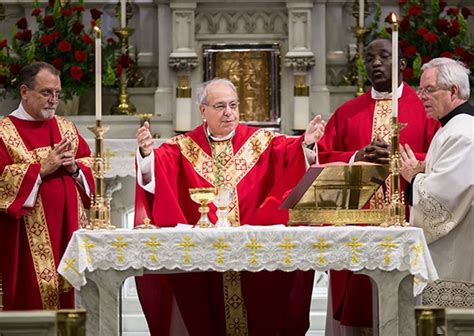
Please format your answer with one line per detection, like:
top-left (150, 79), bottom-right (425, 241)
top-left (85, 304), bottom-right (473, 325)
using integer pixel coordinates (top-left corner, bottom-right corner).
top-left (288, 209), bottom-right (386, 226)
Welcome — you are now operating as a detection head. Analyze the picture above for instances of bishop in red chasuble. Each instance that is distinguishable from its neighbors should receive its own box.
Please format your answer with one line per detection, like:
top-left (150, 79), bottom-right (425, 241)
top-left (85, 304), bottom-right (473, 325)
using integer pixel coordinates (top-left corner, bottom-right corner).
top-left (317, 39), bottom-right (440, 333)
top-left (134, 78), bottom-right (326, 336)
top-left (0, 62), bottom-right (94, 311)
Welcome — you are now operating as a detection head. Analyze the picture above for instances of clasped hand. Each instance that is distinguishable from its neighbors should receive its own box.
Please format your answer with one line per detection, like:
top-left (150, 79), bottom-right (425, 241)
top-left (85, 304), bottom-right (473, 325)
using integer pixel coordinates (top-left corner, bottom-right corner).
top-left (355, 137), bottom-right (390, 164)
top-left (40, 138), bottom-right (77, 177)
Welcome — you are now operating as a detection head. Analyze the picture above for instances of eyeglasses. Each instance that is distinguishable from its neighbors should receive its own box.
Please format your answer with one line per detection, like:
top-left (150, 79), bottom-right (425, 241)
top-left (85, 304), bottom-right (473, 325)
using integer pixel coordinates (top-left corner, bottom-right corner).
top-left (27, 86), bottom-right (63, 101)
top-left (204, 101), bottom-right (239, 112)
top-left (417, 86), bottom-right (446, 97)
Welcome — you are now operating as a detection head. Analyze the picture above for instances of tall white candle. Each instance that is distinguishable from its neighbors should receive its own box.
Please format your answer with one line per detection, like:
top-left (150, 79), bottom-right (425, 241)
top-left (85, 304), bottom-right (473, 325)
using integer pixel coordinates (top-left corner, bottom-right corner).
top-left (94, 26), bottom-right (102, 121)
top-left (176, 97), bottom-right (192, 131)
top-left (120, 0), bottom-right (126, 28)
top-left (391, 13), bottom-right (398, 118)
top-left (358, 0), bottom-right (365, 28)
top-left (294, 96), bottom-right (310, 130)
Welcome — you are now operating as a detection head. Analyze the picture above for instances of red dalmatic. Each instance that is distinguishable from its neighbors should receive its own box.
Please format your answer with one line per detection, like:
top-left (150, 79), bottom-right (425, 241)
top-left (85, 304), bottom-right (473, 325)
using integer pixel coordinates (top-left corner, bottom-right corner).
top-left (0, 116), bottom-right (94, 310)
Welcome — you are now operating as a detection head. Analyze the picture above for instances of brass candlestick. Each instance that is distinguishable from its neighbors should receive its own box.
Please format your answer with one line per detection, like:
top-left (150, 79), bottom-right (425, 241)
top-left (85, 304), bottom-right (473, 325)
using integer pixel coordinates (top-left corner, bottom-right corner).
top-left (88, 120), bottom-right (114, 229)
top-left (382, 117), bottom-right (408, 227)
top-left (351, 0), bottom-right (370, 96)
top-left (354, 26), bottom-right (370, 96)
top-left (111, 27), bottom-right (136, 115)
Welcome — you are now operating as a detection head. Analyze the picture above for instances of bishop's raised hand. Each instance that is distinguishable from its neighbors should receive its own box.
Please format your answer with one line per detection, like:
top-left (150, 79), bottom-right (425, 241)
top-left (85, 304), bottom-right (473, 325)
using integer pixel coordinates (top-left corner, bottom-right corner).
top-left (136, 121), bottom-right (153, 157)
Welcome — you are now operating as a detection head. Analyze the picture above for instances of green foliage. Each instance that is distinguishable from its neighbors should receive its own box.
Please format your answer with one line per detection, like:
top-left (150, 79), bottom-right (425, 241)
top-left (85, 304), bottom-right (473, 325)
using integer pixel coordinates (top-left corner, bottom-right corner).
top-left (0, 0), bottom-right (120, 100)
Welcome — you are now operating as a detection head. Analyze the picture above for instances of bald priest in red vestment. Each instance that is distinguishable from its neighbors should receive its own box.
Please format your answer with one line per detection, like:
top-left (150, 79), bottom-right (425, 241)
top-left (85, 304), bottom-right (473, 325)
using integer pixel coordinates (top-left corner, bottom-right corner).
top-left (317, 39), bottom-right (440, 335)
top-left (134, 78), bottom-right (326, 336)
top-left (0, 62), bottom-right (94, 310)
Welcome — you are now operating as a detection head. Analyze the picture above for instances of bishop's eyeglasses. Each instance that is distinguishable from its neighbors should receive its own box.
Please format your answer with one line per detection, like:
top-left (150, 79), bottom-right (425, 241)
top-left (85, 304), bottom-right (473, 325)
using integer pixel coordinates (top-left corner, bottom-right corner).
top-left (204, 101), bottom-right (239, 113)
top-left (26, 86), bottom-right (64, 101)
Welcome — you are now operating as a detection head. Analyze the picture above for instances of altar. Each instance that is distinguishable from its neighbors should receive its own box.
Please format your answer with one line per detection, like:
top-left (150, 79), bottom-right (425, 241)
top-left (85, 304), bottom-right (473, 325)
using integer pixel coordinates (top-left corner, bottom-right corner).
top-left (59, 225), bottom-right (438, 336)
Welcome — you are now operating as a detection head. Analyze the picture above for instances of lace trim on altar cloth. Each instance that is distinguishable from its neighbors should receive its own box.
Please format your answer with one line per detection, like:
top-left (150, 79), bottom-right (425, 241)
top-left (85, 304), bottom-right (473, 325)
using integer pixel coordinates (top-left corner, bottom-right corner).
top-left (417, 176), bottom-right (454, 242)
top-left (422, 280), bottom-right (474, 308)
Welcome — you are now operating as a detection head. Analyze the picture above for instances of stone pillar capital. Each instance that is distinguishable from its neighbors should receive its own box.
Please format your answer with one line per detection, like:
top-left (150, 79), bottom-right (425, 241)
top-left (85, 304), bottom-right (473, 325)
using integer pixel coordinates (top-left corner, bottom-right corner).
top-left (284, 55), bottom-right (316, 73)
top-left (168, 56), bottom-right (199, 73)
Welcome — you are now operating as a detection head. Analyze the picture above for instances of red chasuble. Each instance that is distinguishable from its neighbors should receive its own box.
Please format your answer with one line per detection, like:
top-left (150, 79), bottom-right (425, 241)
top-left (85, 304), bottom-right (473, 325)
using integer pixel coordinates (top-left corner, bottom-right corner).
top-left (135, 124), bottom-right (309, 336)
top-left (317, 83), bottom-right (440, 327)
top-left (0, 116), bottom-right (94, 310)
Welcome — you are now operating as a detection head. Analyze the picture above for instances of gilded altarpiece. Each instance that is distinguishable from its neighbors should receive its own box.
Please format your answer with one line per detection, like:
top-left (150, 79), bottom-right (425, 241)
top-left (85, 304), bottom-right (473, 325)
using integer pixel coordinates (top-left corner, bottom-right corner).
top-left (203, 44), bottom-right (281, 129)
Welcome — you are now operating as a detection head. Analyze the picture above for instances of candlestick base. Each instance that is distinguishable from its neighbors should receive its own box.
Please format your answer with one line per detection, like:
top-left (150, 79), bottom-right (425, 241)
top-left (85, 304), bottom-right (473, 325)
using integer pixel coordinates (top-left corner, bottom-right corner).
top-left (111, 97), bottom-right (136, 115)
top-left (381, 116), bottom-right (408, 228)
top-left (86, 120), bottom-right (115, 230)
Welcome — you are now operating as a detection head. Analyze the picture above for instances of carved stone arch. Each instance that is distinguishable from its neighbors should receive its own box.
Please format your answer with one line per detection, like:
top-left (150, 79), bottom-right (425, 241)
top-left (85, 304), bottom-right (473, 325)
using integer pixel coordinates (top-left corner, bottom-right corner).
top-left (241, 12), bottom-right (256, 34)
top-left (270, 11), bottom-right (288, 34)
top-left (205, 13), bottom-right (220, 34)
top-left (221, 11), bottom-right (238, 34)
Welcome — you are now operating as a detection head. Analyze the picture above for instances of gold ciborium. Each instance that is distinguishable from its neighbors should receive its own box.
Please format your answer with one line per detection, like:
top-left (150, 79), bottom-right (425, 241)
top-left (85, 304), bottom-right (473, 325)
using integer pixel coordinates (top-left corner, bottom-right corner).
top-left (189, 187), bottom-right (217, 228)
top-left (213, 187), bottom-right (234, 228)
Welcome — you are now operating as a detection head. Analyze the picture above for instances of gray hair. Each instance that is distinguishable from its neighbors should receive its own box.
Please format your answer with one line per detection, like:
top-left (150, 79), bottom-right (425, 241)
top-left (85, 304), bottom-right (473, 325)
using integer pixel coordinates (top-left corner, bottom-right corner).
top-left (421, 57), bottom-right (471, 100)
top-left (17, 61), bottom-right (60, 89)
top-left (195, 78), bottom-right (237, 105)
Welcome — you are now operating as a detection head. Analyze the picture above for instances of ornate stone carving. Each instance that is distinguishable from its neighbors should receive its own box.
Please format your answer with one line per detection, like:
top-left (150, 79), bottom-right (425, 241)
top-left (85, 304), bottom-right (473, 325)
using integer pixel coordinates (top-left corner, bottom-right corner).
top-left (173, 11), bottom-right (194, 51)
top-left (284, 56), bottom-right (316, 73)
top-left (168, 57), bottom-right (199, 73)
top-left (195, 10), bottom-right (287, 35)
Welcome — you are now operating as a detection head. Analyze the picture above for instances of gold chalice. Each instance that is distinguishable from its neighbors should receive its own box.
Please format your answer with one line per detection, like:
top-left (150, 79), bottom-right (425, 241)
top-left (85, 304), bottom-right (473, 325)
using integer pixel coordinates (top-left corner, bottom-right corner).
top-left (213, 187), bottom-right (234, 228)
top-left (189, 187), bottom-right (217, 228)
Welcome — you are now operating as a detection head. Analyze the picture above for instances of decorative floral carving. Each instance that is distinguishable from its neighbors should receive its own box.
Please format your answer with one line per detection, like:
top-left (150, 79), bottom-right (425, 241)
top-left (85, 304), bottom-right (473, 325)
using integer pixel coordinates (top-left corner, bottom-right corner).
top-left (284, 56), bottom-right (316, 72)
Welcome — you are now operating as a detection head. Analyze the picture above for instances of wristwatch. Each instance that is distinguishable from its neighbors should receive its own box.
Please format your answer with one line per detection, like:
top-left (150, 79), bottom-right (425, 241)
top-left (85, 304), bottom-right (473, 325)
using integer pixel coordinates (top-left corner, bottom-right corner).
top-left (70, 166), bottom-right (81, 178)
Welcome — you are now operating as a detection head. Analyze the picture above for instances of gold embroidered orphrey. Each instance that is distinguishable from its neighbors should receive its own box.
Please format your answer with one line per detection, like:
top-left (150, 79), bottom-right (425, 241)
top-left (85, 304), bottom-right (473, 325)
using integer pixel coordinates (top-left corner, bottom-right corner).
top-left (172, 128), bottom-right (275, 336)
top-left (371, 100), bottom-right (393, 209)
top-left (0, 116), bottom-right (88, 309)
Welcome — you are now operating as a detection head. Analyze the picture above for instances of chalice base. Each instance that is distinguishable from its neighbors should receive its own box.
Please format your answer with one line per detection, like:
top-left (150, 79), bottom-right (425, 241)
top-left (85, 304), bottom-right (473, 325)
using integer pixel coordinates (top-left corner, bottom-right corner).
top-left (215, 208), bottom-right (231, 228)
top-left (195, 213), bottom-right (214, 228)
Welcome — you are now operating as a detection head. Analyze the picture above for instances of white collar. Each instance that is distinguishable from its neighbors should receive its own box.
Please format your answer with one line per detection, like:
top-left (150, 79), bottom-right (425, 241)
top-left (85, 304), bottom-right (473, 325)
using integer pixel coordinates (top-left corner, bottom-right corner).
top-left (371, 82), bottom-right (404, 100)
top-left (206, 126), bottom-right (235, 142)
top-left (10, 102), bottom-right (36, 120)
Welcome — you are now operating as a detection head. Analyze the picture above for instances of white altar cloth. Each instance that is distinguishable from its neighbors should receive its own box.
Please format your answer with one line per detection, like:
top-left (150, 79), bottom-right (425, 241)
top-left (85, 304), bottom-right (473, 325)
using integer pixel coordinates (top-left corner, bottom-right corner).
top-left (58, 225), bottom-right (438, 295)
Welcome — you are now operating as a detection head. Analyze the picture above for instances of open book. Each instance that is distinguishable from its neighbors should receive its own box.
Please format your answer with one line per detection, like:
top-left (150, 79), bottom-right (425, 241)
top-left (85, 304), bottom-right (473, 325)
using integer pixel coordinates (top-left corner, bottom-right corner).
top-left (280, 162), bottom-right (389, 210)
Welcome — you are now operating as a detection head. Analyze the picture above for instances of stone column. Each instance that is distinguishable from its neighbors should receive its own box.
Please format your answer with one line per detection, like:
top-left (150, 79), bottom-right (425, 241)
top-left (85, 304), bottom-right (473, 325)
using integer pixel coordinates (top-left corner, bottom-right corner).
top-left (169, 1), bottom-right (198, 133)
top-left (312, 0), bottom-right (331, 121)
top-left (285, 2), bottom-right (315, 132)
top-left (154, 3), bottom-right (173, 136)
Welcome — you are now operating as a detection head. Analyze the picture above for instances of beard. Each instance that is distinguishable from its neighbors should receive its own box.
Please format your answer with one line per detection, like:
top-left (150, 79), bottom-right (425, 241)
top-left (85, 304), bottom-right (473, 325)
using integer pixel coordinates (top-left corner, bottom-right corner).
top-left (38, 105), bottom-right (57, 120)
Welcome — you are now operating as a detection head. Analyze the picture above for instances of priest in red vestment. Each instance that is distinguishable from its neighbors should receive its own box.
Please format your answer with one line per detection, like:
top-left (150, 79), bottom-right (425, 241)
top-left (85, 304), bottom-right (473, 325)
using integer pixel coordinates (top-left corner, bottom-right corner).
top-left (134, 78), bottom-right (326, 336)
top-left (0, 62), bottom-right (94, 310)
top-left (317, 39), bottom-right (440, 335)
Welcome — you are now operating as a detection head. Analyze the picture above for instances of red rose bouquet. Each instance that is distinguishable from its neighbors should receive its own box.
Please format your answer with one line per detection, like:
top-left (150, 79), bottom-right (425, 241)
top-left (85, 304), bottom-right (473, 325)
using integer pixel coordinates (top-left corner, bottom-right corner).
top-left (0, 0), bottom-right (119, 100)
top-left (377, 0), bottom-right (473, 85)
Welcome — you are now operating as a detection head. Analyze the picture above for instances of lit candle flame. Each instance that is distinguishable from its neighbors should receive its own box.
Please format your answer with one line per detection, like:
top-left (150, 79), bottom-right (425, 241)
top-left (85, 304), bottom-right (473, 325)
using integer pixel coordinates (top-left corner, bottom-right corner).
top-left (93, 26), bottom-right (101, 38)
top-left (390, 12), bottom-right (398, 24)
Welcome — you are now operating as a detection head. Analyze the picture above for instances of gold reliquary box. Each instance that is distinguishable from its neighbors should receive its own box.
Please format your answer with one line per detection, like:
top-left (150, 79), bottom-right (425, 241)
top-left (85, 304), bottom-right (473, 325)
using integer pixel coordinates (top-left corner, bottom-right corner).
top-left (281, 163), bottom-right (390, 226)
